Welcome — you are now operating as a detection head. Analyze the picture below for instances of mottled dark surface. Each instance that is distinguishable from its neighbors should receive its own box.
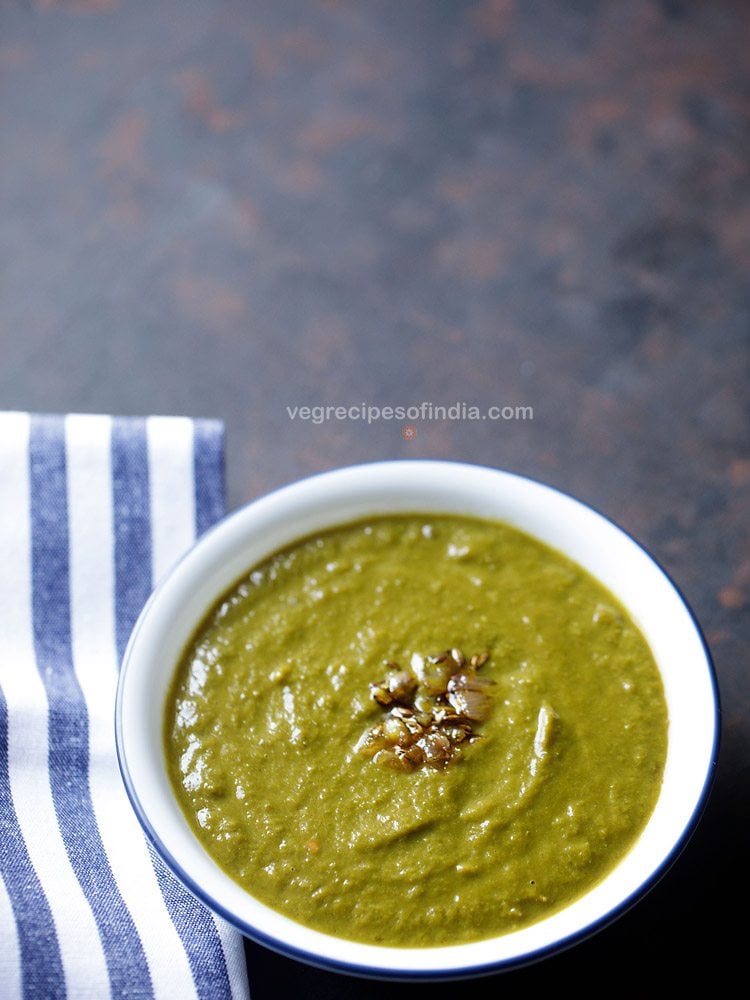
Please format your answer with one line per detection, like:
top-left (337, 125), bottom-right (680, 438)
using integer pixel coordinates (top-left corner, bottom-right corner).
top-left (1, 0), bottom-right (748, 993)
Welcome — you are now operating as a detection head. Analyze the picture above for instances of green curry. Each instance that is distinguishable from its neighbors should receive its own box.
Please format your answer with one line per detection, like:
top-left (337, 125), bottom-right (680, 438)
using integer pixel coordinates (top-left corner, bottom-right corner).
top-left (164, 515), bottom-right (667, 946)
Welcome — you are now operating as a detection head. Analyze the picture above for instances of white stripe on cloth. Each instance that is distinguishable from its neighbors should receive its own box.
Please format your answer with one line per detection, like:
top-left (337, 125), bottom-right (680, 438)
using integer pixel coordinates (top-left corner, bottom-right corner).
top-left (146, 416), bottom-right (250, 1000)
top-left (0, 872), bottom-right (22, 998)
top-left (66, 414), bottom-right (200, 1000)
top-left (0, 411), bottom-right (111, 1000)
top-left (146, 416), bottom-right (197, 587)
top-left (214, 919), bottom-right (253, 1000)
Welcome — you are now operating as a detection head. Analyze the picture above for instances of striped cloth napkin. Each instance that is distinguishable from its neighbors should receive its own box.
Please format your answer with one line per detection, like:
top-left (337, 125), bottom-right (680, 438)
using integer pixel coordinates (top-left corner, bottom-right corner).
top-left (0, 413), bottom-right (250, 1000)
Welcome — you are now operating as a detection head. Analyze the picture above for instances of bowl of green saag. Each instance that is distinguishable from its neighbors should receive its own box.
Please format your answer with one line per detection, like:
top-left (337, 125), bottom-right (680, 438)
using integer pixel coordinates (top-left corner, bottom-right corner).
top-left (116, 460), bottom-right (719, 979)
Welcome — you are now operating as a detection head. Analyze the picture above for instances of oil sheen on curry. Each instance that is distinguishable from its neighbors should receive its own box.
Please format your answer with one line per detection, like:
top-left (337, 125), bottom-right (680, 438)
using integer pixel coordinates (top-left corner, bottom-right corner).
top-left (164, 515), bottom-right (668, 946)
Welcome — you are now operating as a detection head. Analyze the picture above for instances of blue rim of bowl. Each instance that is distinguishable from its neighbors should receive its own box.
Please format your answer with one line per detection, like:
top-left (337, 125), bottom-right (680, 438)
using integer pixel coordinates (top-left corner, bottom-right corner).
top-left (114, 460), bottom-right (721, 981)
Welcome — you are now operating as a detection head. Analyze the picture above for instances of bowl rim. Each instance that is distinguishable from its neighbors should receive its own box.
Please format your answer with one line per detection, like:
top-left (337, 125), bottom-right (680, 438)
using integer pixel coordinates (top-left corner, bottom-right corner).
top-left (115, 459), bottom-right (720, 980)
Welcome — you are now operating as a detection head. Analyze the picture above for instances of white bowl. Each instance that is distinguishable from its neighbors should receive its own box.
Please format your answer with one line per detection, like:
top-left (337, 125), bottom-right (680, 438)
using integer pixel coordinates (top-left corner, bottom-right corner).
top-left (115, 460), bottom-right (719, 979)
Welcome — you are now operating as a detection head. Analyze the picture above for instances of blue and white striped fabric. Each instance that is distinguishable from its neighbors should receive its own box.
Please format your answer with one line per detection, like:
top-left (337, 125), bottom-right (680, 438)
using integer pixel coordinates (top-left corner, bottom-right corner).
top-left (0, 413), bottom-right (250, 1000)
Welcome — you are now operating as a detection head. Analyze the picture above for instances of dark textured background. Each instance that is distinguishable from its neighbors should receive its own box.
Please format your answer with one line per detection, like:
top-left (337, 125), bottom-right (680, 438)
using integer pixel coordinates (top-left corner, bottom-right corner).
top-left (2, 0), bottom-right (747, 993)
